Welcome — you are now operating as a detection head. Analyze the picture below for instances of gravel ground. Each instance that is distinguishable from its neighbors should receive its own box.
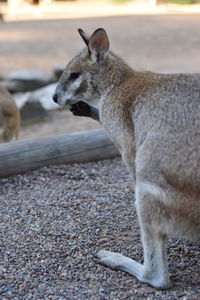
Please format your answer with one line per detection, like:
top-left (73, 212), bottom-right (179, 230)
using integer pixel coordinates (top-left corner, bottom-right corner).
top-left (0, 158), bottom-right (200, 299)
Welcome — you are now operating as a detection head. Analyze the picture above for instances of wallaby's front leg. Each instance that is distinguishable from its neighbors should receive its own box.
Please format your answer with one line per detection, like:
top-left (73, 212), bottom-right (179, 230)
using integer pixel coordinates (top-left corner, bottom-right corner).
top-left (70, 101), bottom-right (100, 122)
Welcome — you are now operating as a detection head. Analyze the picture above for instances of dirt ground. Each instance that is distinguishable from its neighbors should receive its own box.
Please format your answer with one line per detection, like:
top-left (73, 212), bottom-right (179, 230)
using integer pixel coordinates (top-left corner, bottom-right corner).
top-left (1, 14), bottom-right (200, 139)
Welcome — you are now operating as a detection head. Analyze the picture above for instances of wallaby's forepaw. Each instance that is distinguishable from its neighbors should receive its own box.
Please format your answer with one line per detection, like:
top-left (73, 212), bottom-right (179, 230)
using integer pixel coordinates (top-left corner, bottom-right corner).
top-left (70, 101), bottom-right (91, 117)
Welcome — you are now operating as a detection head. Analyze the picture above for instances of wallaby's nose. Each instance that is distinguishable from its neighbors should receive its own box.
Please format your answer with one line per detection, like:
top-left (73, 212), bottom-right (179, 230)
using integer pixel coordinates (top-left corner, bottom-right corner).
top-left (52, 93), bottom-right (58, 103)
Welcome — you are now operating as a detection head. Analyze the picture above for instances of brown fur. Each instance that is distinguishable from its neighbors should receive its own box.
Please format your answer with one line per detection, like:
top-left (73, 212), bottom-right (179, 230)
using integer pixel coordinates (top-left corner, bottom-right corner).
top-left (0, 86), bottom-right (20, 142)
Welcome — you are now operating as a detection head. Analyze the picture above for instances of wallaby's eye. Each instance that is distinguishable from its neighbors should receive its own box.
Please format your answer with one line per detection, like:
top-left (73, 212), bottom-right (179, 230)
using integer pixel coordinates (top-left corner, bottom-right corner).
top-left (69, 72), bottom-right (81, 81)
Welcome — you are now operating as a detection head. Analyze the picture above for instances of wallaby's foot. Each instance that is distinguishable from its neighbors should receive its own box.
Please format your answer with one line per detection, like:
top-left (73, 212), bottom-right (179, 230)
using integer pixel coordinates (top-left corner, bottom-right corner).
top-left (70, 101), bottom-right (100, 121)
top-left (96, 250), bottom-right (171, 290)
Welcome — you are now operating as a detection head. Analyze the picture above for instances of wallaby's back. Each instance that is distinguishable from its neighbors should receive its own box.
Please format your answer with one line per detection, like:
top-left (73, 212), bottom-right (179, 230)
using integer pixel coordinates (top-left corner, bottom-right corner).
top-left (0, 86), bottom-right (20, 142)
top-left (128, 72), bottom-right (200, 186)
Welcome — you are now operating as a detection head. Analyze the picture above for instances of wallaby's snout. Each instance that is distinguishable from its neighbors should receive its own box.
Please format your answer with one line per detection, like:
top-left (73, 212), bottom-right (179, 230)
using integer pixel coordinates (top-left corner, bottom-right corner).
top-left (52, 93), bottom-right (58, 104)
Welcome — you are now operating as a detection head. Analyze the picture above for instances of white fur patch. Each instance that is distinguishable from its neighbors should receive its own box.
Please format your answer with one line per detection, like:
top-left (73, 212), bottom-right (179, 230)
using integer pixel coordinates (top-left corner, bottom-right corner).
top-left (57, 76), bottom-right (82, 106)
top-left (136, 181), bottom-right (166, 203)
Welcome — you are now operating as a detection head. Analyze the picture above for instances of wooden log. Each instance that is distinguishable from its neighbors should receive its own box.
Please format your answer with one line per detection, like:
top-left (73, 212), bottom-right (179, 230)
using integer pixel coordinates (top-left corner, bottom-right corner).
top-left (0, 129), bottom-right (120, 178)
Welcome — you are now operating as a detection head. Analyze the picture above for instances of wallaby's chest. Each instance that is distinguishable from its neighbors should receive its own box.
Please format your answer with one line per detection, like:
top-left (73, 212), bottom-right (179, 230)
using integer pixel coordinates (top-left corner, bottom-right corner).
top-left (99, 98), bottom-right (134, 152)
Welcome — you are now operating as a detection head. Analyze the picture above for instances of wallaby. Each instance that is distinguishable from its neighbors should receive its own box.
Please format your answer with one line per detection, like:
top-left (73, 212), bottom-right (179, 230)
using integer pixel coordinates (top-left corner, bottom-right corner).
top-left (53, 28), bottom-right (200, 289)
top-left (0, 86), bottom-right (20, 143)
top-left (0, 13), bottom-right (4, 23)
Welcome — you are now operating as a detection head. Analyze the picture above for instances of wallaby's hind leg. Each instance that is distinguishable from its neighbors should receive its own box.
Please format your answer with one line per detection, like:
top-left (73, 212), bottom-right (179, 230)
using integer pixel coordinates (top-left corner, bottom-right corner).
top-left (1, 118), bottom-right (19, 142)
top-left (2, 128), bottom-right (14, 142)
top-left (96, 184), bottom-right (171, 290)
top-left (96, 232), bottom-right (170, 289)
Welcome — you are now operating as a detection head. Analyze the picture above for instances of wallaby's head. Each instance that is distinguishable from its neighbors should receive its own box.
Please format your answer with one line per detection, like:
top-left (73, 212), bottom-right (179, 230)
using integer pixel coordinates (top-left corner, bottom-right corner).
top-left (53, 28), bottom-right (110, 106)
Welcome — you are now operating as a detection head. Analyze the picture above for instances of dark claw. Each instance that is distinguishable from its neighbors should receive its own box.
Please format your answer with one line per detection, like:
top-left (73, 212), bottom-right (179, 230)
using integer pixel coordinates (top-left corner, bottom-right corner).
top-left (69, 103), bottom-right (79, 115)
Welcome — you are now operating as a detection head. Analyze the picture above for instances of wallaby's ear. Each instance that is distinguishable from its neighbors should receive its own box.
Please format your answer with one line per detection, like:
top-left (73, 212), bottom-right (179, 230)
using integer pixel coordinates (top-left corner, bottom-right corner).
top-left (78, 28), bottom-right (90, 46)
top-left (88, 28), bottom-right (109, 62)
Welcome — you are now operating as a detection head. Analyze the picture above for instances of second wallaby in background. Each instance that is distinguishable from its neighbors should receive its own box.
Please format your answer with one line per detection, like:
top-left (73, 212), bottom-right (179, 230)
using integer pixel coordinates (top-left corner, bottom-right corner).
top-left (53, 28), bottom-right (200, 290)
top-left (0, 86), bottom-right (20, 143)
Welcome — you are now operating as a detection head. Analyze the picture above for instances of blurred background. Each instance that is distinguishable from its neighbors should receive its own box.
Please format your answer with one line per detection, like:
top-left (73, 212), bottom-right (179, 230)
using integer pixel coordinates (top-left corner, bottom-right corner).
top-left (0, 0), bottom-right (200, 141)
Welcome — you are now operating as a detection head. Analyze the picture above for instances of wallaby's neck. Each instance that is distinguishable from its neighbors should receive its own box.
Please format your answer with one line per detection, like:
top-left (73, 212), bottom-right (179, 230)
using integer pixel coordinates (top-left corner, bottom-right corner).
top-left (97, 51), bottom-right (135, 96)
